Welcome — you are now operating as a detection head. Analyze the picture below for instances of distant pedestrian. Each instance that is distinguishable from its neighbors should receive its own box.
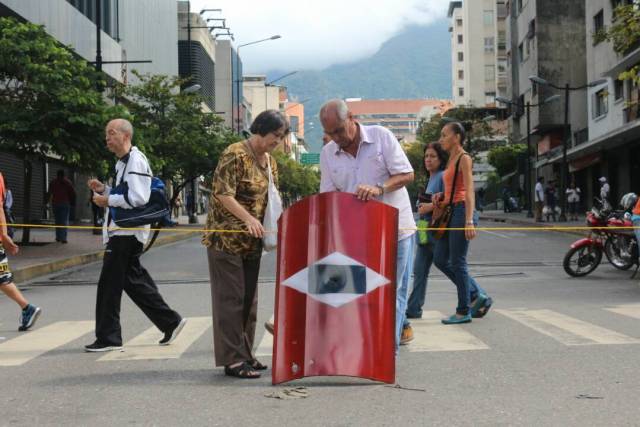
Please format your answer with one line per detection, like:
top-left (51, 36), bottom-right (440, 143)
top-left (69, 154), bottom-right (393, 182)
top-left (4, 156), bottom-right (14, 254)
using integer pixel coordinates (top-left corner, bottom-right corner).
top-left (566, 182), bottom-right (581, 221)
top-left (89, 189), bottom-right (104, 236)
top-left (402, 142), bottom-right (447, 344)
top-left (599, 176), bottom-right (610, 205)
top-left (502, 186), bottom-right (511, 213)
top-left (47, 170), bottom-right (76, 243)
top-left (535, 177), bottom-right (545, 222)
top-left (204, 110), bottom-right (287, 379)
top-left (319, 99), bottom-right (416, 351)
top-left (2, 177), bottom-right (15, 239)
top-left (433, 122), bottom-right (492, 324)
top-left (477, 187), bottom-right (485, 212)
top-left (86, 118), bottom-right (185, 352)
top-left (545, 181), bottom-right (557, 222)
top-left (0, 172), bottom-right (41, 331)
top-left (173, 193), bottom-right (183, 219)
top-left (632, 196), bottom-right (640, 267)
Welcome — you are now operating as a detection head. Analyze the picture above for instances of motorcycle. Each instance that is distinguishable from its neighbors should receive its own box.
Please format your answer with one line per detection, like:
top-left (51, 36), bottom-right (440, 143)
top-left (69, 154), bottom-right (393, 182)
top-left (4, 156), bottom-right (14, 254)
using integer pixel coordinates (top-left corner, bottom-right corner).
top-left (563, 197), bottom-right (638, 277)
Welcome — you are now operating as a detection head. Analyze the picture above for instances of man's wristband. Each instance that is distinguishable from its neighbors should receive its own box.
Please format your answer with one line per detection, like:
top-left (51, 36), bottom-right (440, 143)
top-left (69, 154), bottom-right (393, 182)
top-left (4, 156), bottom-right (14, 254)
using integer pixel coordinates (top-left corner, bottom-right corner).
top-left (466, 221), bottom-right (474, 225)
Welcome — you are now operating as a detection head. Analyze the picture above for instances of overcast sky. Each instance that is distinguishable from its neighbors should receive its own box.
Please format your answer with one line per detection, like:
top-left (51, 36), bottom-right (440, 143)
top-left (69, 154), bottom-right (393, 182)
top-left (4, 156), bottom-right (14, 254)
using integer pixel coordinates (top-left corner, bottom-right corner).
top-left (189, 0), bottom-right (449, 73)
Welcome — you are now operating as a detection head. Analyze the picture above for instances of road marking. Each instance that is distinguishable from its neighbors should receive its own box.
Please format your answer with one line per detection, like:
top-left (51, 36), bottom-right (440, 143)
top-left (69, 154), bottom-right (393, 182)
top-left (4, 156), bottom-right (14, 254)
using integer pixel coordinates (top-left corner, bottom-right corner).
top-left (481, 230), bottom-right (512, 239)
top-left (0, 321), bottom-right (94, 367)
top-left (496, 309), bottom-right (640, 346)
top-left (407, 311), bottom-right (489, 352)
top-left (98, 317), bottom-right (211, 361)
top-left (605, 304), bottom-right (640, 320)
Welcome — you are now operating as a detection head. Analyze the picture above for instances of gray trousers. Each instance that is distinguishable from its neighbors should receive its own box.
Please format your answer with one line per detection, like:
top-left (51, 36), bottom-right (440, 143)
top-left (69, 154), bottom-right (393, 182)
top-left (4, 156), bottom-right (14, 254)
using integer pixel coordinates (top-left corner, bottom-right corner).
top-left (207, 248), bottom-right (261, 367)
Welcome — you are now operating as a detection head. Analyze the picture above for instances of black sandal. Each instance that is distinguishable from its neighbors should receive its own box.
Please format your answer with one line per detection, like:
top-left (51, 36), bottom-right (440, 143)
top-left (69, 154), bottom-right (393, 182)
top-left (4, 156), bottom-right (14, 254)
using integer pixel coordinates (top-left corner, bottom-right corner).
top-left (224, 361), bottom-right (261, 379)
top-left (249, 359), bottom-right (268, 370)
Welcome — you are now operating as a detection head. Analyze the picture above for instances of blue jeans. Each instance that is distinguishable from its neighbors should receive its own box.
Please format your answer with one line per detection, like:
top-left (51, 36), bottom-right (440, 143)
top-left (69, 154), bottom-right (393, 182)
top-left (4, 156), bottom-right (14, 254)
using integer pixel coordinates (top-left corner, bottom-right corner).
top-left (633, 219), bottom-right (640, 260)
top-left (405, 234), bottom-right (435, 324)
top-left (433, 203), bottom-right (486, 315)
top-left (53, 204), bottom-right (70, 242)
top-left (395, 235), bottom-right (414, 350)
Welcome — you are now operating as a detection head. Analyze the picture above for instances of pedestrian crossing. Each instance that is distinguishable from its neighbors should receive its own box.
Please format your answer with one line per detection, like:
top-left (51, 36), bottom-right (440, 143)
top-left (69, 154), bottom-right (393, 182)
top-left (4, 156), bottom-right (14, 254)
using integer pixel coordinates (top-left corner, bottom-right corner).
top-left (2, 305), bottom-right (640, 366)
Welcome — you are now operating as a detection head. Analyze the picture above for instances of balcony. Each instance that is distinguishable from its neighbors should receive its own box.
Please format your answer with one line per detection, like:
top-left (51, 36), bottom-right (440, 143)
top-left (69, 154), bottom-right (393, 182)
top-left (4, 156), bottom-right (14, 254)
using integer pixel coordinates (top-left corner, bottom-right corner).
top-left (573, 128), bottom-right (589, 147)
top-left (624, 103), bottom-right (640, 124)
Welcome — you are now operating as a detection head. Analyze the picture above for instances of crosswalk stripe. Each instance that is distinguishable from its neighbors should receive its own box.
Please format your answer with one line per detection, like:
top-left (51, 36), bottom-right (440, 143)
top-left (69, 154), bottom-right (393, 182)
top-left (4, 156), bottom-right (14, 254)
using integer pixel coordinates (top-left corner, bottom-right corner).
top-left (408, 311), bottom-right (489, 352)
top-left (98, 317), bottom-right (211, 362)
top-left (496, 309), bottom-right (640, 346)
top-left (604, 304), bottom-right (640, 320)
top-left (0, 321), bottom-right (94, 367)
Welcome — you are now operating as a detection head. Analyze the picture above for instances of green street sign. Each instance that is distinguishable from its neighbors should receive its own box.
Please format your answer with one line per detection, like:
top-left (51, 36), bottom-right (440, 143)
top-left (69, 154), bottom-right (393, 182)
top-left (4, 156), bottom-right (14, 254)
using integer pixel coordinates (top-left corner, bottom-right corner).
top-left (300, 153), bottom-right (320, 165)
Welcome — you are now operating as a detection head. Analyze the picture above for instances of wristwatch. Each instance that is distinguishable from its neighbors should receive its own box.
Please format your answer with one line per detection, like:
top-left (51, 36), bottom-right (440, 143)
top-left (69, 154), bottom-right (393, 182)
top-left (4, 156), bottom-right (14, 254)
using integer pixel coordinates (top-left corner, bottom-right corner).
top-left (376, 183), bottom-right (385, 195)
top-left (466, 221), bottom-right (474, 225)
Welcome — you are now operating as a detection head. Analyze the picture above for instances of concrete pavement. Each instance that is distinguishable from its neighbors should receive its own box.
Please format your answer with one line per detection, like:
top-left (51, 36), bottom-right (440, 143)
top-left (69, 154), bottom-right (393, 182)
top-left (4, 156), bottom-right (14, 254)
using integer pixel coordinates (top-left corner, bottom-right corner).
top-left (7, 214), bottom-right (207, 283)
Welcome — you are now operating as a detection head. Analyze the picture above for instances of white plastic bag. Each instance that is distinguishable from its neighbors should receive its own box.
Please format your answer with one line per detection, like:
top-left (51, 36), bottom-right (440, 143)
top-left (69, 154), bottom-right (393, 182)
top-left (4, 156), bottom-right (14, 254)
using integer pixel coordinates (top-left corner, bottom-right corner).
top-left (262, 156), bottom-right (283, 252)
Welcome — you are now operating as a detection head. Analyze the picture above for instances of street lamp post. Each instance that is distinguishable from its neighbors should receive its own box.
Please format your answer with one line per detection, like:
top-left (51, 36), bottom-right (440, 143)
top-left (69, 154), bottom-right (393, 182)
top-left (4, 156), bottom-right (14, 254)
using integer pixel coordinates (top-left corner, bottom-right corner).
top-left (496, 95), bottom-right (560, 218)
top-left (265, 71), bottom-right (298, 111)
top-left (235, 35), bottom-right (282, 133)
top-left (528, 76), bottom-right (607, 221)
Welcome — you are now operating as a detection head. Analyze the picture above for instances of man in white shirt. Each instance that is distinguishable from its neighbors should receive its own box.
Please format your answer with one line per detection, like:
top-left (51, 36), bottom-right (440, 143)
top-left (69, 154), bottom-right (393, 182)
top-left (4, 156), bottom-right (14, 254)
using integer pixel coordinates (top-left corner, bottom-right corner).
top-left (86, 119), bottom-right (186, 352)
top-left (599, 177), bottom-right (610, 204)
top-left (534, 177), bottom-right (545, 222)
top-left (319, 99), bottom-right (415, 351)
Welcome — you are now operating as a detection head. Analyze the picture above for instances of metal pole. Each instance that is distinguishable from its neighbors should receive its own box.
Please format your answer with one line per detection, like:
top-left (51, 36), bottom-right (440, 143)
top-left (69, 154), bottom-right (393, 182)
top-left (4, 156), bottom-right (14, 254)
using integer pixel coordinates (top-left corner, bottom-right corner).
top-left (230, 47), bottom-right (234, 129)
top-left (526, 102), bottom-right (533, 218)
top-left (95, 0), bottom-right (103, 91)
top-left (560, 83), bottom-right (570, 222)
top-left (186, 2), bottom-right (198, 224)
top-left (235, 46), bottom-right (241, 134)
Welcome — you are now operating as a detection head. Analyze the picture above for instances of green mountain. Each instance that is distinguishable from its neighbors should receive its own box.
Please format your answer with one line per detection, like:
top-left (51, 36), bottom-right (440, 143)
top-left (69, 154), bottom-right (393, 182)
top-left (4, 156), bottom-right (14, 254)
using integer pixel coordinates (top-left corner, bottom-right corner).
top-left (267, 20), bottom-right (452, 152)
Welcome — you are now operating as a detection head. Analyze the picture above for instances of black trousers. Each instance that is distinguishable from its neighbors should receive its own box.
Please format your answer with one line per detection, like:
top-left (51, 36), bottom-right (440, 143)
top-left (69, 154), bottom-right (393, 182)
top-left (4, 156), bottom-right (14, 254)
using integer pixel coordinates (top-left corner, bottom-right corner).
top-left (95, 236), bottom-right (181, 346)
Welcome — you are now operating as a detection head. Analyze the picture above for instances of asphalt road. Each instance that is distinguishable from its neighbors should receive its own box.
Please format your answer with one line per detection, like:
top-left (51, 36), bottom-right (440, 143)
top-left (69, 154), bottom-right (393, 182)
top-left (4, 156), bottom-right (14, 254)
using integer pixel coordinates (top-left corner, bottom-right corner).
top-left (1, 224), bottom-right (640, 426)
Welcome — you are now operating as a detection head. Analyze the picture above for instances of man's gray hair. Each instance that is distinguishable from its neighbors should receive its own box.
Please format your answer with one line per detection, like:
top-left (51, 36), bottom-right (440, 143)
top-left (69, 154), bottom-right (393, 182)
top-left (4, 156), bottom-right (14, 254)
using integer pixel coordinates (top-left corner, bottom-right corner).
top-left (319, 99), bottom-right (349, 122)
top-left (114, 118), bottom-right (134, 138)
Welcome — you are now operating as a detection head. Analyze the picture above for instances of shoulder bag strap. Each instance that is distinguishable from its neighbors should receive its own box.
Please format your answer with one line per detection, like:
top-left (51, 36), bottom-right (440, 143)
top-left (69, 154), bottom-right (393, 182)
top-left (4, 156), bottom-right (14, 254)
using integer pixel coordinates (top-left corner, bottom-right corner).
top-left (447, 153), bottom-right (465, 206)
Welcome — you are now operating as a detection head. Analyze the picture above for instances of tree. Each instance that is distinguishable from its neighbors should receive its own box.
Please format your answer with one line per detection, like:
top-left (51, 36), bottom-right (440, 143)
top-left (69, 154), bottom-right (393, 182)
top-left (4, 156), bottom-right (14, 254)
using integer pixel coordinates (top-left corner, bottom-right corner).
top-left (120, 71), bottom-right (238, 205)
top-left (0, 17), bottom-right (120, 242)
top-left (487, 144), bottom-right (527, 177)
top-left (272, 151), bottom-right (320, 206)
top-left (593, 3), bottom-right (640, 87)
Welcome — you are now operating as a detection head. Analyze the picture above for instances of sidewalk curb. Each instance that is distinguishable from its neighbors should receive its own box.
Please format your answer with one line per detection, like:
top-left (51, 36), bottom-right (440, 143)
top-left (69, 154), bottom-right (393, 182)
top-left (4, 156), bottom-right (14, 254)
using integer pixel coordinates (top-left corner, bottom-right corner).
top-left (14, 230), bottom-right (199, 284)
top-left (479, 214), bottom-right (587, 237)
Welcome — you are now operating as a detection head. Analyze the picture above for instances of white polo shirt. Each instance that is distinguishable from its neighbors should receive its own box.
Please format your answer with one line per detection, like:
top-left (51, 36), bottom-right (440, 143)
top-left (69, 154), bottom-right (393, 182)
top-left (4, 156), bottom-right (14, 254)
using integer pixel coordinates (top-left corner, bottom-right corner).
top-left (319, 124), bottom-right (415, 241)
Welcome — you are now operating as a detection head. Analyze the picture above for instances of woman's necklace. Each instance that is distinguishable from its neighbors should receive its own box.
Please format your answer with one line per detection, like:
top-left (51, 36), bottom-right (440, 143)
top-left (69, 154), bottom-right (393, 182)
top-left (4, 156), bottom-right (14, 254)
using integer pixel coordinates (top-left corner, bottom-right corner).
top-left (246, 138), bottom-right (267, 168)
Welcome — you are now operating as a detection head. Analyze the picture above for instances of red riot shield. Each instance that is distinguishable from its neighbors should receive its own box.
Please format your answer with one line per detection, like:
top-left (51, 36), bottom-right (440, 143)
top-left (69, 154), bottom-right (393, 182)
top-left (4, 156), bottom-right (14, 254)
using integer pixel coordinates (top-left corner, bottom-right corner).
top-left (272, 192), bottom-right (398, 385)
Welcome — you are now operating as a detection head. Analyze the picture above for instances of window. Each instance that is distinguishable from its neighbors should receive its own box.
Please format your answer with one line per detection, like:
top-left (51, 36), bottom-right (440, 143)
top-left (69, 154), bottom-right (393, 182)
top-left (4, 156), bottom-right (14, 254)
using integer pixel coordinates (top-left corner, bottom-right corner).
top-left (614, 79), bottom-right (624, 100)
top-left (498, 31), bottom-right (507, 50)
top-left (517, 0), bottom-right (523, 12)
top-left (484, 10), bottom-right (494, 25)
top-left (458, 70), bottom-right (464, 80)
top-left (532, 81), bottom-right (538, 96)
top-left (458, 52), bottom-right (464, 62)
top-left (526, 38), bottom-right (531, 56)
top-left (593, 10), bottom-right (604, 44)
top-left (458, 34), bottom-right (463, 44)
top-left (484, 37), bottom-right (495, 52)
top-left (485, 92), bottom-right (497, 104)
top-left (528, 19), bottom-right (536, 39)
top-left (459, 87), bottom-right (465, 97)
top-left (593, 88), bottom-right (609, 118)
top-left (518, 43), bottom-right (524, 63)
top-left (457, 18), bottom-right (463, 27)
top-left (485, 65), bottom-right (495, 81)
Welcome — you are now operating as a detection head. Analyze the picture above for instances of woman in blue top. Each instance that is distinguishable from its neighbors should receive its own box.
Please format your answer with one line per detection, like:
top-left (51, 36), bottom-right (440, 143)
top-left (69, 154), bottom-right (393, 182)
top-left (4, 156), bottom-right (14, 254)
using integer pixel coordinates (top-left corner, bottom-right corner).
top-left (401, 142), bottom-right (447, 344)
